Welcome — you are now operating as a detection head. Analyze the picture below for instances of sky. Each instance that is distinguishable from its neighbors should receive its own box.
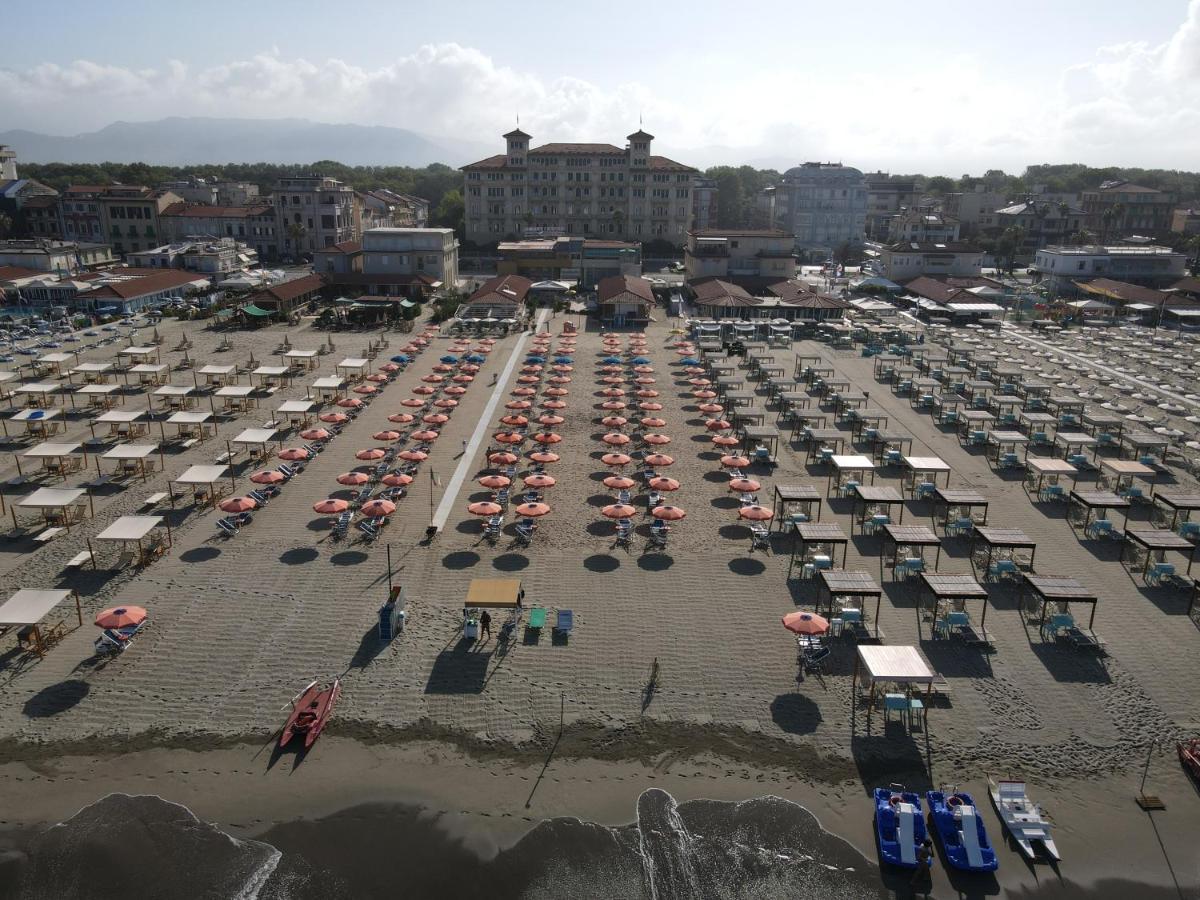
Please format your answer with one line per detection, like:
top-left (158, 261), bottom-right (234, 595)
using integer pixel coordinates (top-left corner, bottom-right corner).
top-left (2, 0), bottom-right (1199, 174)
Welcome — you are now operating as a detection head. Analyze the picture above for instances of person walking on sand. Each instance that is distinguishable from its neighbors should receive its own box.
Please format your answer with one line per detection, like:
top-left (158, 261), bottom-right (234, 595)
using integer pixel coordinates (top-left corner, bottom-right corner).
top-left (461, 439), bottom-right (468, 457)
top-left (479, 610), bottom-right (492, 641)
top-left (910, 838), bottom-right (932, 889)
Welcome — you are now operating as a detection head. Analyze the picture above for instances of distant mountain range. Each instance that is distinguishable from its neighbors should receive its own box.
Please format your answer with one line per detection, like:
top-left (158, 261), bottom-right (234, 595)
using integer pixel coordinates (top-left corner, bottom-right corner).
top-left (0, 117), bottom-right (489, 167)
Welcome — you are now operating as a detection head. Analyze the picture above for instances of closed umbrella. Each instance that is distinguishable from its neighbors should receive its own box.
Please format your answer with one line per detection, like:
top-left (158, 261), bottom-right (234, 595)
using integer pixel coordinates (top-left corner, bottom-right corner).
top-left (313, 498), bottom-right (349, 514)
top-left (220, 496), bottom-right (258, 513)
top-left (602, 503), bottom-right (636, 519)
top-left (337, 471), bottom-right (370, 485)
top-left (468, 501), bottom-right (503, 516)
top-left (250, 470), bottom-right (285, 485)
top-left (782, 611), bottom-right (829, 635)
top-left (652, 505), bottom-right (686, 521)
top-left (644, 453), bottom-right (675, 467)
top-left (361, 499), bottom-right (396, 517)
top-left (383, 473), bottom-right (414, 486)
top-left (95, 606), bottom-right (148, 629)
top-left (514, 501), bottom-right (551, 517)
top-left (738, 505), bottom-right (774, 521)
top-left (728, 478), bottom-right (761, 493)
top-left (356, 448), bottom-right (386, 460)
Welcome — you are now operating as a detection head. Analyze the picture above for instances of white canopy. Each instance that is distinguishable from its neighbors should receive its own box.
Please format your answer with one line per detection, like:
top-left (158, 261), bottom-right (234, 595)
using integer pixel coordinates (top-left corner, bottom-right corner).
top-left (175, 465), bottom-right (229, 485)
top-left (129, 363), bottom-right (168, 374)
top-left (19, 487), bottom-right (86, 508)
top-left (311, 376), bottom-right (344, 389)
top-left (215, 385), bottom-right (254, 397)
top-left (96, 515), bottom-right (164, 542)
top-left (76, 384), bottom-right (118, 395)
top-left (198, 365), bottom-right (236, 376)
top-left (857, 645), bottom-right (934, 684)
top-left (103, 444), bottom-right (158, 460)
top-left (97, 409), bottom-right (148, 424)
top-left (283, 349), bottom-right (319, 359)
top-left (11, 408), bottom-right (60, 422)
top-left (336, 357), bottom-right (368, 370)
top-left (24, 441), bottom-right (81, 458)
top-left (71, 362), bottom-right (113, 374)
top-left (166, 411), bottom-right (210, 425)
top-left (277, 400), bottom-right (313, 413)
top-left (154, 384), bottom-right (193, 396)
top-left (232, 427), bottom-right (276, 445)
top-left (0, 589), bottom-right (74, 625)
top-left (903, 455), bottom-right (951, 473)
top-left (252, 366), bottom-right (288, 377)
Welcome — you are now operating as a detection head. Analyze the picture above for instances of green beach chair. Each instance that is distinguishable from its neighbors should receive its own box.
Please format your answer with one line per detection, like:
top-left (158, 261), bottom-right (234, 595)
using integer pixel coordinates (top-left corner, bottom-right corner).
top-left (527, 607), bottom-right (547, 632)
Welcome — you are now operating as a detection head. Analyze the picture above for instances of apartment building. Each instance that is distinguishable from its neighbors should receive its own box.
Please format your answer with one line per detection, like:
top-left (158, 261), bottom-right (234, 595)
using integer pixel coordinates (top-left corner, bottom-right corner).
top-left (1081, 181), bottom-right (1175, 237)
top-left (878, 241), bottom-right (983, 281)
top-left (684, 229), bottom-right (795, 282)
top-left (760, 162), bottom-right (868, 256)
top-left (993, 201), bottom-right (1086, 251)
top-left (126, 238), bottom-right (258, 278)
top-left (462, 129), bottom-right (697, 246)
top-left (942, 188), bottom-right (1008, 236)
top-left (319, 228), bottom-right (458, 299)
top-left (59, 185), bottom-right (107, 243)
top-left (159, 177), bottom-right (260, 207)
top-left (864, 176), bottom-right (918, 241)
top-left (495, 237), bottom-right (641, 289)
top-left (0, 239), bottom-right (114, 273)
top-left (887, 210), bottom-right (960, 244)
top-left (97, 186), bottom-right (183, 256)
top-left (272, 175), bottom-right (359, 257)
top-left (1171, 208), bottom-right (1200, 235)
top-left (158, 203), bottom-right (278, 259)
top-left (691, 176), bottom-right (719, 231)
top-left (1032, 244), bottom-right (1187, 292)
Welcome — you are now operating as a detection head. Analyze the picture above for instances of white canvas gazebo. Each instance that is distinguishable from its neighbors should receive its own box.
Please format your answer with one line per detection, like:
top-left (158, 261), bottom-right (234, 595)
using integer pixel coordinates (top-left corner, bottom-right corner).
top-left (72, 383), bottom-right (121, 410)
top-left (119, 345), bottom-right (162, 365)
top-left (251, 366), bottom-right (289, 390)
top-left (93, 408), bottom-right (150, 440)
top-left (15, 382), bottom-right (61, 408)
top-left (162, 410), bottom-right (214, 443)
top-left (125, 363), bottom-right (169, 387)
top-left (6, 408), bottom-right (62, 438)
top-left (22, 441), bottom-right (84, 478)
top-left (101, 443), bottom-right (161, 481)
top-left (154, 383), bottom-right (196, 410)
top-left (173, 464), bottom-right (233, 507)
top-left (336, 357), bottom-right (369, 381)
top-left (33, 351), bottom-right (76, 377)
top-left (309, 375), bottom-right (345, 401)
top-left (283, 349), bottom-right (320, 371)
top-left (853, 644), bottom-right (937, 719)
top-left (18, 486), bottom-right (90, 530)
top-left (277, 399), bottom-right (314, 427)
top-left (94, 515), bottom-right (171, 567)
top-left (197, 364), bottom-right (237, 387)
top-left (0, 588), bottom-right (82, 657)
top-left (69, 361), bottom-right (114, 384)
top-left (215, 384), bottom-right (256, 413)
top-left (231, 427), bottom-right (279, 463)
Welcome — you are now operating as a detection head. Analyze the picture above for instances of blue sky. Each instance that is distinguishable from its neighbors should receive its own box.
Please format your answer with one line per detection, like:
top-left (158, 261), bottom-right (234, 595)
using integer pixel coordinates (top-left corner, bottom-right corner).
top-left (3, 0), bottom-right (1198, 173)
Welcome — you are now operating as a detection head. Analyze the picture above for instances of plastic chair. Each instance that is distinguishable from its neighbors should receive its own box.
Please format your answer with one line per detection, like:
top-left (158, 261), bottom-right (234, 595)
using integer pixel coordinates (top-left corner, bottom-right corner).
top-left (1146, 562), bottom-right (1176, 586)
top-left (1041, 612), bottom-right (1074, 641)
top-left (1085, 518), bottom-right (1112, 540)
top-left (840, 479), bottom-right (861, 499)
top-left (1066, 453), bottom-right (1090, 469)
top-left (988, 558), bottom-right (1019, 581)
top-left (999, 452), bottom-right (1021, 469)
top-left (865, 513), bottom-right (890, 535)
top-left (1039, 484), bottom-right (1065, 502)
top-left (1138, 455), bottom-right (1158, 468)
top-left (884, 449), bottom-right (902, 465)
top-left (946, 516), bottom-right (973, 537)
top-left (1178, 521), bottom-right (1200, 540)
top-left (812, 554), bottom-right (833, 571)
top-left (915, 481), bottom-right (936, 500)
top-left (895, 556), bottom-right (925, 578)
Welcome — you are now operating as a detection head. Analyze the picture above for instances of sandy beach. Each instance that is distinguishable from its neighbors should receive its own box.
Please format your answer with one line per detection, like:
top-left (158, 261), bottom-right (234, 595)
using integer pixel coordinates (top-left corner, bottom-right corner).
top-left (0, 310), bottom-right (1198, 898)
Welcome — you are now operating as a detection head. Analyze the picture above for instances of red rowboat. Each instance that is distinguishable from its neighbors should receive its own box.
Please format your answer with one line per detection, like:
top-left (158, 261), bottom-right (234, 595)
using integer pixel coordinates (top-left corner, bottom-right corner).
top-left (1179, 738), bottom-right (1200, 780)
top-left (279, 677), bottom-right (341, 749)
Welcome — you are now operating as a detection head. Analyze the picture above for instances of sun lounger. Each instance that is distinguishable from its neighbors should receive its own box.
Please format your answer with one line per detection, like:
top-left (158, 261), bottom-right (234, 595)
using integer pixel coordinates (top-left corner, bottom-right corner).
top-left (357, 519), bottom-right (380, 541)
top-left (216, 517), bottom-right (240, 537)
top-left (67, 550), bottom-right (92, 568)
top-left (527, 607), bottom-right (547, 631)
top-left (554, 609), bottom-right (573, 638)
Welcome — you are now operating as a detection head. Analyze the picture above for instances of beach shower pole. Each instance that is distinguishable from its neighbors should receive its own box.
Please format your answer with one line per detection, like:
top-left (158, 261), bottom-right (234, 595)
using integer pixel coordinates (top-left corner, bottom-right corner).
top-left (386, 543), bottom-right (393, 591)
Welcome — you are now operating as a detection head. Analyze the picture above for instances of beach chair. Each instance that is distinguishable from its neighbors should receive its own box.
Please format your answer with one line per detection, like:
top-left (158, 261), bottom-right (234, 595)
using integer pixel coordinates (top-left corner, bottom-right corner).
top-left (864, 513), bottom-right (890, 535)
top-left (216, 517), bottom-right (240, 537)
top-left (801, 643), bottom-right (830, 675)
top-left (895, 556), bottom-right (925, 578)
top-left (883, 448), bottom-right (903, 466)
top-left (1085, 518), bottom-right (1112, 540)
top-left (1146, 562), bottom-right (1176, 587)
top-left (332, 511), bottom-right (352, 539)
top-left (247, 489), bottom-right (271, 506)
top-left (988, 558), bottom-right (1020, 582)
top-left (945, 516), bottom-right (973, 538)
top-left (357, 519), bottom-right (380, 542)
top-left (648, 525), bottom-right (669, 550)
top-left (754, 446), bottom-right (773, 466)
top-left (1178, 521), bottom-right (1200, 540)
top-left (618, 489), bottom-right (631, 505)
top-left (1066, 453), bottom-right (1091, 470)
top-left (750, 523), bottom-right (771, 552)
top-left (527, 606), bottom-right (547, 635)
top-left (1120, 485), bottom-right (1144, 502)
top-left (646, 491), bottom-right (663, 512)
top-left (915, 481), bottom-right (937, 500)
top-left (839, 480), bottom-right (860, 499)
top-left (1041, 612), bottom-right (1075, 642)
top-left (999, 452), bottom-right (1021, 469)
top-left (277, 463), bottom-right (298, 479)
top-left (484, 515), bottom-right (503, 542)
top-left (515, 518), bottom-right (536, 545)
top-left (495, 488), bottom-right (510, 507)
top-left (554, 609), bottom-right (574, 640)
top-left (615, 518), bottom-right (633, 547)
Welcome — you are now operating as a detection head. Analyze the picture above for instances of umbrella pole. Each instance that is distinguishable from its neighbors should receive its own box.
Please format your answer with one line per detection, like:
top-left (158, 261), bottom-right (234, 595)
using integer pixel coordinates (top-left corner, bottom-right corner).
top-left (387, 543), bottom-right (393, 591)
top-left (73, 589), bottom-right (82, 626)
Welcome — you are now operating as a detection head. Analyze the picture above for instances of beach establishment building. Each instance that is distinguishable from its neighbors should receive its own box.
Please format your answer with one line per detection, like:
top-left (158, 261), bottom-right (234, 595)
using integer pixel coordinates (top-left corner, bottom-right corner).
top-left (942, 187), bottom-right (1008, 237)
top-left (241, 273), bottom-right (326, 320)
top-left (126, 238), bottom-right (258, 279)
top-left (688, 276), bottom-right (849, 321)
top-left (316, 228), bottom-right (457, 301)
top-left (878, 241), bottom-right (983, 281)
top-left (0, 239), bottom-right (115, 274)
top-left (684, 229), bottom-right (795, 282)
top-left (455, 274), bottom-right (532, 321)
top-left (272, 175), bottom-right (359, 256)
top-left (759, 162), bottom-right (868, 257)
top-left (75, 269), bottom-right (210, 315)
top-left (887, 211), bottom-right (960, 244)
top-left (597, 274), bottom-right (655, 326)
top-left (462, 128), bottom-right (697, 245)
top-left (158, 203), bottom-right (279, 261)
top-left (1032, 244), bottom-right (1188, 293)
top-left (993, 201), bottom-right (1087, 252)
top-left (496, 237), bottom-right (641, 290)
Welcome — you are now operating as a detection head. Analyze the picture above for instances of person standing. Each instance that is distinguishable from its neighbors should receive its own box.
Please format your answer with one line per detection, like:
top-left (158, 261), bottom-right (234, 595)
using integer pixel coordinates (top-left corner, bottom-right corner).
top-left (910, 838), bottom-right (932, 888)
top-left (479, 610), bottom-right (492, 640)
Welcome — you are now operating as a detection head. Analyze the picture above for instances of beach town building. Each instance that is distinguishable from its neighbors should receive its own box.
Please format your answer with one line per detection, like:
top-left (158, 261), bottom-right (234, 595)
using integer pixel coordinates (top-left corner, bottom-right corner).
top-left (942, 188), bottom-right (1008, 237)
top-left (864, 176), bottom-right (919, 242)
top-left (158, 203), bottom-right (278, 261)
top-left (159, 177), bottom-right (261, 207)
top-left (759, 162), bottom-right (868, 257)
top-left (461, 128), bottom-right (697, 246)
top-left (313, 240), bottom-right (362, 277)
top-left (0, 239), bottom-right (115, 274)
top-left (58, 186), bottom-right (107, 243)
top-left (1171, 208), bottom-right (1200, 235)
top-left (994, 201), bottom-right (1087, 251)
top-left (126, 238), bottom-right (258, 279)
top-left (1032, 244), bottom-right (1187, 293)
top-left (74, 268), bottom-right (210, 315)
top-left (358, 190), bottom-right (429, 230)
top-left (241, 272), bottom-right (326, 319)
top-left (0, 146), bottom-right (57, 232)
top-left (691, 176), bottom-right (719, 231)
top-left (887, 210), bottom-right (960, 244)
top-left (596, 274), bottom-right (655, 326)
top-left (272, 174), bottom-right (359, 257)
top-left (457, 273), bottom-right (532, 320)
top-left (96, 186), bottom-right (183, 257)
top-left (877, 241), bottom-right (982, 281)
top-left (20, 196), bottom-right (62, 239)
top-left (684, 229), bottom-right (795, 282)
top-left (1081, 181), bottom-right (1175, 237)
top-left (318, 228), bottom-right (458, 300)
top-left (688, 276), bottom-right (849, 321)
top-left (495, 237), bottom-right (641, 290)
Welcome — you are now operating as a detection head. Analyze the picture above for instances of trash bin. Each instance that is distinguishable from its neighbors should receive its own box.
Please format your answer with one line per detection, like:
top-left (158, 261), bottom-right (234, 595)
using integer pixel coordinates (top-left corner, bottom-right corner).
top-left (830, 618), bottom-right (844, 637)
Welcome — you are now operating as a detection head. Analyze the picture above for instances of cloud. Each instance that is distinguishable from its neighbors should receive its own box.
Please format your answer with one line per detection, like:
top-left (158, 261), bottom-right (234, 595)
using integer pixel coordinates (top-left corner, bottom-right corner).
top-left (1, 5), bottom-right (1199, 174)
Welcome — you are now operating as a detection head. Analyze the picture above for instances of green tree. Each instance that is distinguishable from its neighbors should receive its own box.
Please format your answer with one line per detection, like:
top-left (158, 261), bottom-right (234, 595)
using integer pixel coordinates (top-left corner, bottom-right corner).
top-left (925, 176), bottom-right (955, 194)
top-left (994, 226), bottom-right (1025, 273)
top-left (432, 188), bottom-right (465, 239)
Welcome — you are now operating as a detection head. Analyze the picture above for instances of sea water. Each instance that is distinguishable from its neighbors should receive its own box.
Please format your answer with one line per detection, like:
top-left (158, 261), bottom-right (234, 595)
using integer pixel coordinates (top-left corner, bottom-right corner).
top-left (0, 790), bottom-right (885, 899)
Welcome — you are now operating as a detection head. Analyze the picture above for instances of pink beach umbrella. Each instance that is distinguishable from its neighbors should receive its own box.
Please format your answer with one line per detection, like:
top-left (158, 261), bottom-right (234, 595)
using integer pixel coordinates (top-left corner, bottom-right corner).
top-left (313, 498), bottom-right (348, 514)
top-left (356, 448), bottom-right (387, 460)
top-left (337, 471), bottom-right (370, 486)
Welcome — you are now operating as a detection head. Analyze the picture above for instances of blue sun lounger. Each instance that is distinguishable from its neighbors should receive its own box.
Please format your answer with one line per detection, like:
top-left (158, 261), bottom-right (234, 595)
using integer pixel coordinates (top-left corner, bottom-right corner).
top-left (554, 609), bottom-right (573, 639)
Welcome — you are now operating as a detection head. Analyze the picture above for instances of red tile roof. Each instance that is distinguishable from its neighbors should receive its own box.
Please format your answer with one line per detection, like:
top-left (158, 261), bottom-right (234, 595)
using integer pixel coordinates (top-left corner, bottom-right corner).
top-left (0, 265), bottom-right (43, 281)
top-left (1169, 277), bottom-right (1200, 296)
top-left (648, 156), bottom-right (698, 173)
top-left (254, 273), bottom-right (326, 303)
top-left (469, 274), bottom-right (532, 305)
top-left (690, 278), bottom-right (755, 306)
top-left (900, 276), bottom-right (971, 304)
top-left (598, 274), bottom-right (654, 305)
top-left (319, 240), bottom-right (362, 254)
top-left (80, 270), bottom-right (209, 300)
top-left (462, 154), bottom-right (508, 171)
top-left (532, 143), bottom-right (625, 155)
top-left (1075, 277), bottom-right (1170, 306)
top-left (161, 202), bottom-right (273, 217)
top-left (690, 228), bottom-right (791, 238)
top-left (326, 272), bottom-right (437, 287)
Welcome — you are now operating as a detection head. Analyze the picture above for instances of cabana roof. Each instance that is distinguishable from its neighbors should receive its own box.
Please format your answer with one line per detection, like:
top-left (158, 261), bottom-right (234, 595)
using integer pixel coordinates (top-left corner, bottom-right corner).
top-left (857, 645), bottom-right (934, 684)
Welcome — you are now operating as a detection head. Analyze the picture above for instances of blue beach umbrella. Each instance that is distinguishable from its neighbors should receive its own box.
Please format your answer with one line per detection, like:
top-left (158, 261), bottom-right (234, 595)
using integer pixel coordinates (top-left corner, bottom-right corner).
top-left (440, 354), bottom-right (459, 364)
top-left (602, 355), bottom-right (622, 364)
top-left (391, 354), bottom-right (410, 363)
top-left (525, 355), bottom-right (546, 364)
top-left (679, 357), bottom-right (700, 366)
top-left (631, 356), bottom-right (651, 365)
top-left (553, 355), bottom-right (574, 364)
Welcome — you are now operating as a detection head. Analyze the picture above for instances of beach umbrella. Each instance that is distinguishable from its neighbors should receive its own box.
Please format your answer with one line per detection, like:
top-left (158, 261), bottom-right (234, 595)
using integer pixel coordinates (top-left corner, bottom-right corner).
top-left (602, 356), bottom-right (622, 364)
top-left (525, 355), bottom-right (546, 364)
top-left (738, 505), bottom-right (774, 521)
top-left (631, 356), bottom-right (651, 365)
top-left (600, 365), bottom-right (623, 373)
top-left (452, 374), bottom-right (475, 383)
top-left (489, 451), bottom-right (519, 465)
top-left (479, 474), bottom-right (511, 489)
top-left (372, 430), bottom-right (402, 441)
top-left (366, 374), bottom-right (388, 383)
top-left (636, 389), bottom-right (660, 398)
top-left (698, 403), bottom-right (724, 414)
top-left (633, 365), bottom-right (655, 373)
top-left (644, 433), bottom-right (671, 445)
top-left (602, 452), bottom-right (632, 466)
top-left (446, 386), bottom-right (468, 396)
top-left (693, 389), bottom-right (717, 399)
top-left (319, 412), bottom-right (349, 424)
top-left (390, 355), bottom-right (411, 364)
top-left (728, 478), bottom-right (761, 493)
top-left (601, 503), bottom-right (637, 519)
top-left (782, 611), bottom-right (829, 636)
top-left (220, 496), bottom-right (258, 513)
top-left (545, 387), bottom-right (569, 396)
top-left (512, 387), bottom-right (536, 396)
top-left (434, 398), bottom-right (458, 408)
top-left (94, 606), bottom-right (147, 630)
top-left (468, 500), bottom-right (503, 517)
top-left (514, 501), bottom-right (551, 517)
top-left (602, 387), bottom-right (626, 397)
top-left (644, 453), bottom-right (675, 467)
top-left (554, 356), bottom-right (574, 364)
top-left (421, 374), bottom-right (444, 384)
top-left (379, 363), bottom-right (400, 373)
top-left (602, 375), bottom-right (626, 385)
top-left (440, 354), bottom-right (459, 364)
top-left (537, 414), bottom-right (565, 426)
top-left (494, 431), bottom-right (525, 444)
top-left (720, 454), bottom-right (751, 468)
top-left (640, 417), bottom-right (667, 428)
top-left (601, 415), bottom-right (628, 428)
top-left (501, 414), bottom-right (529, 427)
top-left (603, 432), bottom-right (631, 445)
top-left (279, 447), bottom-right (311, 460)
top-left (529, 450), bottom-right (560, 463)
top-left (432, 364), bottom-right (454, 373)
top-left (522, 364), bottom-right (544, 373)
top-left (506, 399), bottom-right (532, 410)
top-left (398, 449), bottom-right (428, 462)
top-left (518, 375), bottom-right (540, 384)
top-left (604, 475), bottom-right (637, 490)
top-left (679, 356), bottom-right (701, 365)
top-left (652, 505), bottom-right (686, 521)
top-left (411, 429), bottom-right (440, 441)
top-left (649, 476), bottom-right (680, 492)
top-left (524, 473), bottom-right (557, 489)
top-left (711, 434), bottom-right (740, 447)
top-left (638, 402), bottom-right (664, 411)
top-left (313, 498), bottom-right (349, 514)
top-left (356, 448), bottom-right (387, 460)
top-left (383, 473), bottom-right (414, 486)
top-left (336, 471), bottom-right (371, 487)
top-left (401, 398), bottom-right (426, 407)
top-left (250, 470), bottom-right (285, 485)
top-left (706, 419), bottom-right (733, 431)
top-left (353, 384), bottom-right (378, 395)
top-left (299, 427), bottom-right (331, 441)
top-left (542, 400), bottom-right (567, 409)
top-left (464, 354), bottom-right (485, 363)
top-left (689, 378), bottom-right (712, 387)
top-left (361, 499), bottom-right (397, 517)
top-left (422, 413), bottom-right (449, 425)
top-left (337, 397), bottom-right (364, 408)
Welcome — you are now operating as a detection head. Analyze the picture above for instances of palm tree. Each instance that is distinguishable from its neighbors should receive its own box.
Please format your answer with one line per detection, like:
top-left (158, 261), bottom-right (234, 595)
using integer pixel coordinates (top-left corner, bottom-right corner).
top-left (286, 222), bottom-right (307, 255)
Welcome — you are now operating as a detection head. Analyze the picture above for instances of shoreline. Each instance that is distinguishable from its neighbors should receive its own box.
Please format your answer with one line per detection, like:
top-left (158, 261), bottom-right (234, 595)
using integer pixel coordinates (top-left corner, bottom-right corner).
top-left (1, 730), bottom-right (1197, 898)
